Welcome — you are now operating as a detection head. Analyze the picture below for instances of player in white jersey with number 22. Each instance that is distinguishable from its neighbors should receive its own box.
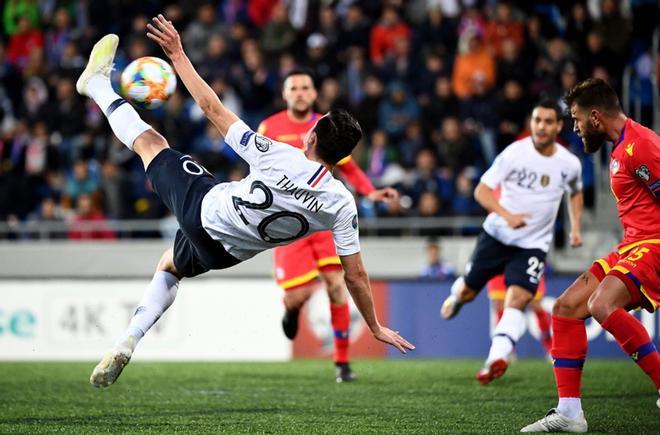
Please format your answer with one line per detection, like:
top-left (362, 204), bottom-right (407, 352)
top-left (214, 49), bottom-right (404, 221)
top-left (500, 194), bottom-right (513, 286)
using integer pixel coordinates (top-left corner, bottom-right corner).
top-left (440, 100), bottom-right (584, 385)
top-left (77, 15), bottom-right (413, 388)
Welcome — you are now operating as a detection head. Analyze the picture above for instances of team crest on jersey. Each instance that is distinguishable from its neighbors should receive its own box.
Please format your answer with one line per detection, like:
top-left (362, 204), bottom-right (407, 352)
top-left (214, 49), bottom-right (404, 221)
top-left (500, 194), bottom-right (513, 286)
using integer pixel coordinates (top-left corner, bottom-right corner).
top-left (540, 174), bottom-right (550, 187)
top-left (610, 159), bottom-right (620, 174)
top-left (635, 165), bottom-right (650, 182)
top-left (351, 215), bottom-right (358, 230)
top-left (625, 142), bottom-right (635, 156)
top-left (255, 135), bottom-right (271, 152)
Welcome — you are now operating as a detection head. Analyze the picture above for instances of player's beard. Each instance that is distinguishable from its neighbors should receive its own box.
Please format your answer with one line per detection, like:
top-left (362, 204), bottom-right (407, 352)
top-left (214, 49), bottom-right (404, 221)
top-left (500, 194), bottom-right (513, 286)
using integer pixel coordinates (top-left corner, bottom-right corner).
top-left (581, 121), bottom-right (607, 154)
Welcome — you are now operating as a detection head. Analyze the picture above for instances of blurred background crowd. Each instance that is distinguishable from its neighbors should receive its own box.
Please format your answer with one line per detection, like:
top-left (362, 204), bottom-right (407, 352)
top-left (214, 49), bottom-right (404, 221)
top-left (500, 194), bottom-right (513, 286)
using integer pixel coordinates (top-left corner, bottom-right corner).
top-left (0, 0), bottom-right (658, 240)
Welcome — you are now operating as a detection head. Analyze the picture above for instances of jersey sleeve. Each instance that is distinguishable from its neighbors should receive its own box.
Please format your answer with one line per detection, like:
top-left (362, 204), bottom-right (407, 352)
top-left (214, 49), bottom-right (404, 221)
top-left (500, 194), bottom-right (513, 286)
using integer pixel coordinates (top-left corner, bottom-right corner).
top-left (332, 195), bottom-right (361, 256)
top-left (480, 147), bottom-right (512, 188)
top-left (337, 156), bottom-right (375, 196)
top-left (628, 137), bottom-right (660, 198)
top-left (225, 119), bottom-right (287, 167)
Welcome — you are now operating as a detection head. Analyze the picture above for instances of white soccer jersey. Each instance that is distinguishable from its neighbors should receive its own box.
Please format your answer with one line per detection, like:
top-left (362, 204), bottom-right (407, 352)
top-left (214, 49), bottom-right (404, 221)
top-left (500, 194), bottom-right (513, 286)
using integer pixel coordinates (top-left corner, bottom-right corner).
top-left (480, 137), bottom-right (583, 252)
top-left (199, 120), bottom-right (360, 261)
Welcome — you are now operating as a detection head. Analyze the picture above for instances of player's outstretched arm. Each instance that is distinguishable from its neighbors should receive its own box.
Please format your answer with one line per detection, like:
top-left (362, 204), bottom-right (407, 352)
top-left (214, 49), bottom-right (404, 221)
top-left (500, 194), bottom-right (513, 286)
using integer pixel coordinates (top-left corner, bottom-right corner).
top-left (146, 14), bottom-right (238, 136)
top-left (339, 253), bottom-right (415, 353)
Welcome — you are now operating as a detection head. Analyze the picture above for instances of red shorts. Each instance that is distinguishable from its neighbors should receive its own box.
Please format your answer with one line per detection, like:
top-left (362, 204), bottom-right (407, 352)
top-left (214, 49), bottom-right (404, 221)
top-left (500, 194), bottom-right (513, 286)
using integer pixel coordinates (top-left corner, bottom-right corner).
top-left (589, 240), bottom-right (660, 312)
top-left (487, 274), bottom-right (546, 302)
top-left (273, 230), bottom-right (341, 290)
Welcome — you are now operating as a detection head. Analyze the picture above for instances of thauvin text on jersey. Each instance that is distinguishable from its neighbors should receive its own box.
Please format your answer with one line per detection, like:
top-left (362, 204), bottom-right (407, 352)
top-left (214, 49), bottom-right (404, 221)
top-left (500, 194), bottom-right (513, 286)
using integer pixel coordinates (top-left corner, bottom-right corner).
top-left (276, 175), bottom-right (324, 213)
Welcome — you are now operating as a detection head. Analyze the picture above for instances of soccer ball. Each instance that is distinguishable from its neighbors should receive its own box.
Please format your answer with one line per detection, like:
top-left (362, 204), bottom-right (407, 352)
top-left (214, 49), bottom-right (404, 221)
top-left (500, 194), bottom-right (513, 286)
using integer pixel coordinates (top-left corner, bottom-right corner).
top-left (120, 56), bottom-right (176, 109)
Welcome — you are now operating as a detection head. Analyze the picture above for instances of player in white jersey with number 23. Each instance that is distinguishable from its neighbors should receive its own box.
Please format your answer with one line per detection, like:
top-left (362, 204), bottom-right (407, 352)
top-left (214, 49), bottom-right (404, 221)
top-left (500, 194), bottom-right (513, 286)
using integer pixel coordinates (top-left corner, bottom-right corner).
top-left (76, 15), bottom-right (413, 388)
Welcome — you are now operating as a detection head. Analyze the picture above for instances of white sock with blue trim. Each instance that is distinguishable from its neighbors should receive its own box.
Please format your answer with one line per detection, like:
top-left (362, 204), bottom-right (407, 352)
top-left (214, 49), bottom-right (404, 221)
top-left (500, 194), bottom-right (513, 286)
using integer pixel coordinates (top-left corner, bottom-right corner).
top-left (486, 307), bottom-right (525, 365)
top-left (115, 271), bottom-right (180, 351)
top-left (87, 74), bottom-right (151, 150)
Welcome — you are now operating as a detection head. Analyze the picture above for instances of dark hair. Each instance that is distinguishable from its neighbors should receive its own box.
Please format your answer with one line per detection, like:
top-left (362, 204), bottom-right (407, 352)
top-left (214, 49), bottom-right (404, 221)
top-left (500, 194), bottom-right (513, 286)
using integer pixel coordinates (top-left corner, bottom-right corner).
top-left (283, 67), bottom-right (316, 84)
top-left (533, 99), bottom-right (562, 121)
top-left (564, 78), bottom-right (621, 114)
top-left (313, 109), bottom-right (363, 166)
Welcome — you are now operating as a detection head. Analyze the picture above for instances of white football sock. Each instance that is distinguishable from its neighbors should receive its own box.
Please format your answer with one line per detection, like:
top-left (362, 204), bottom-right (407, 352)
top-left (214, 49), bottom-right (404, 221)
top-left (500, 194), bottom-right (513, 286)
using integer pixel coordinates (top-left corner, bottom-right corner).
top-left (557, 397), bottom-right (582, 419)
top-left (116, 271), bottom-right (180, 351)
top-left (486, 307), bottom-right (525, 364)
top-left (87, 74), bottom-right (151, 150)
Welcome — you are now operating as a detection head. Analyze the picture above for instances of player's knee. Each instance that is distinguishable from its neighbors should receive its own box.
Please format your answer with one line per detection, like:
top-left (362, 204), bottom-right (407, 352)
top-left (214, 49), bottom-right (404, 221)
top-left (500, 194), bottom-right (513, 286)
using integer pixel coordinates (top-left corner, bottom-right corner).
top-left (156, 248), bottom-right (181, 278)
top-left (135, 129), bottom-right (169, 153)
top-left (323, 273), bottom-right (346, 304)
top-left (552, 293), bottom-right (579, 317)
top-left (458, 286), bottom-right (477, 302)
top-left (283, 286), bottom-right (314, 310)
top-left (586, 291), bottom-right (611, 323)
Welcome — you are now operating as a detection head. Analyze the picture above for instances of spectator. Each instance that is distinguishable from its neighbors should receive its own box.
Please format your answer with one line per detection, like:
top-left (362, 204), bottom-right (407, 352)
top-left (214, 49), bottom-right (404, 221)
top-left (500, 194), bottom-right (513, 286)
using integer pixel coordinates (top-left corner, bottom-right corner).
top-left (451, 31), bottom-right (496, 100)
top-left (67, 193), bottom-right (116, 240)
top-left (369, 6), bottom-right (411, 66)
top-left (65, 158), bottom-right (100, 206)
top-left (460, 75), bottom-right (498, 163)
top-left (434, 117), bottom-right (474, 176)
top-left (183, 3), bottom-right (226, 65)
top-left (7, 15), bottom-right (44, 71)
top-left (260, 3), bottom-right (297, 67)
top-left (484, 2), bottom-right (524, 59)
top-left (420, 237), bottom-right (456, 280)
top-left (378, 81), bottom-right (420, 145)
top-left (198, 33), bottom-right (231, 81)
top-left (338, 3), bottom-right (371, 52)
top-left (354, 74), bottom-right (384, 138)
top-left (305, 33), bottom-right (337, 83)
top-left (495, 80), bottom-right (529, 150)
top-left (423, 76), bottom-right (459, 137)
top-left (414, 7), bottom-right (457, 58)
top-left (399, 121), bottom-right (425, 169)
top-left (564, 3), bottom-right (592, 56)
top-left (496, 38), bottom-right (531, 87)
top-left (316, 77), bottom-right (347, 114)
top-left (3, 0), bottom-right (40, 37)
top-left (340, 47), bottom-right (372, 109)
top-left (592, 0), bottom-right (631, 59)
top-left (233, 39), bottom-right (275, 128)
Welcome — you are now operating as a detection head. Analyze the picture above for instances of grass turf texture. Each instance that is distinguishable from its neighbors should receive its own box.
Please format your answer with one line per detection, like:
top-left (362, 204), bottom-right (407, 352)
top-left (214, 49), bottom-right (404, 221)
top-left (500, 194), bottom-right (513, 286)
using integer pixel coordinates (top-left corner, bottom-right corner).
top-left (0, 360), bottom-right (657, 434)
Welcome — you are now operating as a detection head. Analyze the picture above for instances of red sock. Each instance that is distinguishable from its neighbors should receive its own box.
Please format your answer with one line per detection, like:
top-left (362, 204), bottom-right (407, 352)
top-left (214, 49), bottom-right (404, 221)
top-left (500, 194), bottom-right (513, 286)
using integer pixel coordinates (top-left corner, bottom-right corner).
top-left (331, 302), bottom-right (350, 364)
top-left (551, 315), bottom-right (587, 398)
top-left (535, 308), bottom-right (552, 353)
top-left (601, 308), bottom-right (660, 389)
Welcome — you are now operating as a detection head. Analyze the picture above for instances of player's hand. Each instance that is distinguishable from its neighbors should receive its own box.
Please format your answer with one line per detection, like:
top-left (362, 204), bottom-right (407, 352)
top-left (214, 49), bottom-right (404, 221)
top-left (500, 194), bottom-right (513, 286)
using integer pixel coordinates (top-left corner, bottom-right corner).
top-left (372, 326), bottom-right (415, 354)
top-left (146, 14), bottom-right (184, 60)
top-left (367, 187), bottom-right (399, 203)
top-left (569, 231), bottom-right (583, 248)
top-left (505, 213), bottom-right (527, 229)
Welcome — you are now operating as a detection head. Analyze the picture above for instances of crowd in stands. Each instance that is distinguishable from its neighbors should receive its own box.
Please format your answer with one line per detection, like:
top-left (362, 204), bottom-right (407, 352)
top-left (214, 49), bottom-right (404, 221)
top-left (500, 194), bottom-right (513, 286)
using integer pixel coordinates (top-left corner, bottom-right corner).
top-left (0, 0), bottom-right (657, 239)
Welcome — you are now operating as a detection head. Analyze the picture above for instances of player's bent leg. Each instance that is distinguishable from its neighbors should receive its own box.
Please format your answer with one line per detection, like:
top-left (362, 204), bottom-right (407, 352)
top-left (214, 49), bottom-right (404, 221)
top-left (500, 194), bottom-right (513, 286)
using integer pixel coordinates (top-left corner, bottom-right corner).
top-left (321, 269), bottom-right (356, 382)
top-left (478, 286), bottom-right (533, 385)
top-left (281, 283), bottom-right (316, 340)
top-left (90, 248), bottom-right (181, 388)
top-left (591, 275), bottom-right (660, 395)
top-left (522, 272), bottom-right (599, 429)
top-left (441, 276), bottom-right (478, 320)
top-left (78, 34), bottom-right (153, 155)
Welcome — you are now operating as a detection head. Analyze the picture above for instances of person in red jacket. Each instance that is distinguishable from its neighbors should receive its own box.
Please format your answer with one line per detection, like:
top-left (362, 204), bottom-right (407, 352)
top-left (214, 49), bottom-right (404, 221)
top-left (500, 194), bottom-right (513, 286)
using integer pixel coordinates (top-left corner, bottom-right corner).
top-left (369, 6), bottom-right (410, 66)
top-left (258, 68), bottom-right (398, 382)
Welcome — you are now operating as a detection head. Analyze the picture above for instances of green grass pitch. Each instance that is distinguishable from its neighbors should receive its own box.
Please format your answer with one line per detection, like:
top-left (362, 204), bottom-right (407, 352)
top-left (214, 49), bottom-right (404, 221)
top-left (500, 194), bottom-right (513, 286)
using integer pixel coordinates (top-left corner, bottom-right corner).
top-left (0, 359), bottom-right (657, 434)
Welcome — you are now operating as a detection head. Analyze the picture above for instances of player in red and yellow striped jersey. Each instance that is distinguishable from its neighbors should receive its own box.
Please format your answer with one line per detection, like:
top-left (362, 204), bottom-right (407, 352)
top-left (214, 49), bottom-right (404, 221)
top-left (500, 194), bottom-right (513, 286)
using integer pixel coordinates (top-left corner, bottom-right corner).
top-left (259, 69), bottom-right (398, 382)
top-left (522, 79), bottom-right (660, 432)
